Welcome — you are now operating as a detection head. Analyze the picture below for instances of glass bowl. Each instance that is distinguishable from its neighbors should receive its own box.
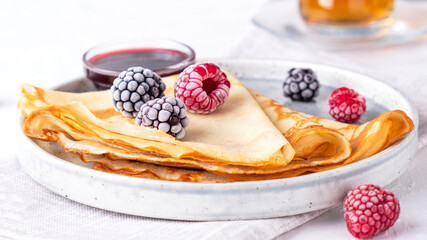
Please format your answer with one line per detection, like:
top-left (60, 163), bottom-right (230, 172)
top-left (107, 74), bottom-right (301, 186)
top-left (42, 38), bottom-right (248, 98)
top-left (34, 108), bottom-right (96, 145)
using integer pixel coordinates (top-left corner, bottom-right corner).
top-left (83, 38), bottom-right (196, 89)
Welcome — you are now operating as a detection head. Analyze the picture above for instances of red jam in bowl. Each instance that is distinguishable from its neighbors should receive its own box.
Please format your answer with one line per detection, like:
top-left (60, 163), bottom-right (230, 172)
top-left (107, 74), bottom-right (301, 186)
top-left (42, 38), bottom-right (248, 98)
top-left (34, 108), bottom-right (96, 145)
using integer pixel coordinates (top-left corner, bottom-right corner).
top-left (83, 40), bottom-right (195, 89)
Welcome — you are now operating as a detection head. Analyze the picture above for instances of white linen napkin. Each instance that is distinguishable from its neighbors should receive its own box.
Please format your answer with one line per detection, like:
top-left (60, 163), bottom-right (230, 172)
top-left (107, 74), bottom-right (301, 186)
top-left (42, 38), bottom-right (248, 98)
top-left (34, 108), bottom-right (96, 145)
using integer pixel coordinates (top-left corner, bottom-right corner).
top-left (2, 26), bottom-right (426, 240)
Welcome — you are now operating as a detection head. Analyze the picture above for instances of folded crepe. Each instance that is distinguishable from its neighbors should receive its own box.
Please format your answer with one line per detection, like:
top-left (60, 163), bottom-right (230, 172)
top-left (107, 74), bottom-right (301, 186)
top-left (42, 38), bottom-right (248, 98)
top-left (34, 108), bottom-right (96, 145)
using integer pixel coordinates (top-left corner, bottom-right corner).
top-left (77, 104), bottom-right (414, 182)
top-left (19, 73), bottom-right (296, 175)
top-left (299, 110), bottom-right (415, 165)
top-left (220, 102), bottom-right (415, 181)
top-left (81, 154), bottom-right (232, 183)
top-left (18, 72), bottom-right (414, 182)
top-left (18, 72), bottom-right (353, 175)
top-left (249, 90), bottom-right (351, 163)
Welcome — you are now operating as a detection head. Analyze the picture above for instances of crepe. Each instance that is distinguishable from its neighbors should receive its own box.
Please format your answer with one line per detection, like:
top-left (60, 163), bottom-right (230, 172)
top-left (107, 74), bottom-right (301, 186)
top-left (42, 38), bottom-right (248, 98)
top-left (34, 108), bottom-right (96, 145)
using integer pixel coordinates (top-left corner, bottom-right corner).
top-left (18, 72), bottom-right (414, 182)
top-left (81, 154), bottom-right (232, 183)
top-left (218, 108), bottom-right (414, 180)
top-left (299, 110), bottom-right (415, 164)
top-left (19, 73), bottom-right (295, 173)
top-left (84, 103), bottom-right (414, 181)
top-left (18, 73), bottom-right (352, 175)
top-left (250, 90), bottom-right (351, 164)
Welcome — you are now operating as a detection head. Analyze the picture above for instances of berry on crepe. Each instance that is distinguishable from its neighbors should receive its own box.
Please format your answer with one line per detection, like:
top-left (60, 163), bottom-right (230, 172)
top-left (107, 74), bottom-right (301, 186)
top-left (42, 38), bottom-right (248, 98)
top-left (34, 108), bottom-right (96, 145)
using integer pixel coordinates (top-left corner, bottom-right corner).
top-left (174, 63), bottom-right (230, 114)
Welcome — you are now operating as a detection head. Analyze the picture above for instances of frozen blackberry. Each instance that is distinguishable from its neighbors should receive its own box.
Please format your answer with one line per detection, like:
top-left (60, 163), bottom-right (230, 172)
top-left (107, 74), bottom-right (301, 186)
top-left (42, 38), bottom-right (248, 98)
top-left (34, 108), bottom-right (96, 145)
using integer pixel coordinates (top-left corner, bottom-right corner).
top-left (135, 96), bottom-right (190, 139)
top-left (283, 68), bottom-right (320, 102)
top-left (111, 66), bottom-right (166, 117)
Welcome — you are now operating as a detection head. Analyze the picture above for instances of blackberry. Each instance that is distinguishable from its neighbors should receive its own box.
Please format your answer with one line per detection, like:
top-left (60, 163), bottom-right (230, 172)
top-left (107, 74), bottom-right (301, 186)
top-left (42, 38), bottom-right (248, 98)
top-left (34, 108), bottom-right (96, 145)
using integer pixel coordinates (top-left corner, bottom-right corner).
top-left (111, 66), bottom-right (166, 117)
top-left (135, 96), bottom-right (189, 139)
top-left (283, 68), bottom-right (320, 102)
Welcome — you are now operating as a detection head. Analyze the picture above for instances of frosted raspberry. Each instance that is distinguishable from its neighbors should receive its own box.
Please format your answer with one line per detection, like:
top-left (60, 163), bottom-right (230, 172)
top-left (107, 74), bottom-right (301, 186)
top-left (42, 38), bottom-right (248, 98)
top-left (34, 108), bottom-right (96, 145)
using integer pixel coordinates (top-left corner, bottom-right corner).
top-left (344, 184), bottom-right (400, 239)
top-left (328, 87), bottom-right (366, 123)
top-left (174, 63), bottom-right (230, 114)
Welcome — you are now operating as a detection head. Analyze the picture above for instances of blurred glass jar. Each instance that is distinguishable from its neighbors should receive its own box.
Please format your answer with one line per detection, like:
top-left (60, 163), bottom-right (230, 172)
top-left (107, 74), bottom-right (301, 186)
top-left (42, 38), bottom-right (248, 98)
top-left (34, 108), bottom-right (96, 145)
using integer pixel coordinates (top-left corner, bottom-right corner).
top-left (300, 0), bottom-right (394, 35)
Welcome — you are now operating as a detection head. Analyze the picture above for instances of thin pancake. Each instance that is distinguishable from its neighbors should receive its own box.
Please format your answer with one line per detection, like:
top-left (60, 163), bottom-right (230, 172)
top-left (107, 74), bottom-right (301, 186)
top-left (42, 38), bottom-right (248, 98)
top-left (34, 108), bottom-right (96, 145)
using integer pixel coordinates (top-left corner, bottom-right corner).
top-left (250, 90), bottom-right (351, 163)
top-left (81, 154), bottom-right (232, 183)
top-left (19, 73), bottom-right (295, 168)
top-left (301, 110), bottom-right (414, 164)
top-left (18, 73), bottom-right (414, 181)
top-left (217, 109), bottom-right (414, 180)
top-left (23, 90), bottom-right (413, 179)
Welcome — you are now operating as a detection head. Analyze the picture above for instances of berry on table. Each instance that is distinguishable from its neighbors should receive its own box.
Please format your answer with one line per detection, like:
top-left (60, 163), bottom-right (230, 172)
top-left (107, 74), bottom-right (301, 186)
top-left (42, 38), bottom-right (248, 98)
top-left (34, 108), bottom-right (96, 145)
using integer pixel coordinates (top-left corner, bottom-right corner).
top-left (328, 87), bottom-right (366, 123)
top-left (283, 68), bottom-right (320, 101)
top-left (111, 66), bottom-right (166, 117)
top-left (135, 96), bottom-right (189, 139)
top-left (174, 63), bottom-right (230, 114)
top-left (344, 184), bottom-right (400, 239)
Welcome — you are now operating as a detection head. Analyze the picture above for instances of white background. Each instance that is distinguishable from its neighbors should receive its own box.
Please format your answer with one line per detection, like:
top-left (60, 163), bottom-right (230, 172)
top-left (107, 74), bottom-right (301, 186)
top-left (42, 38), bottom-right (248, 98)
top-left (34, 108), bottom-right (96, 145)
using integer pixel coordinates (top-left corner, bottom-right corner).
top-left (2, 0), bottom-right (427, 239)
top-left (0, 0), bottom-right (262, 97)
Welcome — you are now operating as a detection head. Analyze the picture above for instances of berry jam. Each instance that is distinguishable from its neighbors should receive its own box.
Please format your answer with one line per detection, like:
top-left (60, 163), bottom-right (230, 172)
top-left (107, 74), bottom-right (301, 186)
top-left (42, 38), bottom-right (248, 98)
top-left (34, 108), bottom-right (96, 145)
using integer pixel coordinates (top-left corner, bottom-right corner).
top-left (85, 48), bottom-right (194, 89)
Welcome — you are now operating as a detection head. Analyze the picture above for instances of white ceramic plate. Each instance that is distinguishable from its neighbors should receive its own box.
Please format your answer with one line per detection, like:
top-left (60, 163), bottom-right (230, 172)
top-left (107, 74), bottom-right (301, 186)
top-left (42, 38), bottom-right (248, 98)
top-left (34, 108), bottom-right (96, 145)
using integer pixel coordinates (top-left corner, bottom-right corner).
top-left (18, 59), bottom-right (419, 221)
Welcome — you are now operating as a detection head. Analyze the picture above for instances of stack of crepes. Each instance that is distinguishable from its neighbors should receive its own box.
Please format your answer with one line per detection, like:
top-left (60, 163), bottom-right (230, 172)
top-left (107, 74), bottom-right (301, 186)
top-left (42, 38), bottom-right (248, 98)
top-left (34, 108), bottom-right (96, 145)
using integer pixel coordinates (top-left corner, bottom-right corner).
top-left (18, 73), bottom-right (414, 182)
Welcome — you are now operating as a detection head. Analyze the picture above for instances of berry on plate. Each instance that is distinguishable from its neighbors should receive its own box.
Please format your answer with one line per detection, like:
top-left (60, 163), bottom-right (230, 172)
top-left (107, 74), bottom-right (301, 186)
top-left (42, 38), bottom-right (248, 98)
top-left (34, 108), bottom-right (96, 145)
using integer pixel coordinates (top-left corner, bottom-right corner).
top-left (111, 66), bottom-right (166, 117)
top-left (328, 87), bottom-right (366, 123)
top-left (174, 63), bottom-right (230, 114)
top-left (344, 184), bottom-right (400, 239)
top-left (135, 96), bottom-right (189, 139)
top-left (283, 68), bottom-right (320, 101)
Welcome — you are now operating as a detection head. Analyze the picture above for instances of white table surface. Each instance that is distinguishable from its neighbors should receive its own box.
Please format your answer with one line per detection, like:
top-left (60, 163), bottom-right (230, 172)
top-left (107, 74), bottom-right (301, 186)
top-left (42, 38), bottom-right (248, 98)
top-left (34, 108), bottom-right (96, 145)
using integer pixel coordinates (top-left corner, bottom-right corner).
top-left (2, 0), bottom-right (427, 239)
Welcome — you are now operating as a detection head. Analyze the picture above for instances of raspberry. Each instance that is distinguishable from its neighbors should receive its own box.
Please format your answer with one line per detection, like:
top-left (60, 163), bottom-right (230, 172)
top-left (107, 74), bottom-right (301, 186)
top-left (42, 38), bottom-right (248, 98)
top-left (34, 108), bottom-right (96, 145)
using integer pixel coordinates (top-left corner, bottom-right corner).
top-left (135, 96), bottom-right (189, 139)
top-left (174, 63), bottom-right (230, 114)
top-left (328, 87), bottom-right (366, 123)
top-left (283, 68), bottom-right (320, 101)
top-left (344, 184), bottom-right (400, 239)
